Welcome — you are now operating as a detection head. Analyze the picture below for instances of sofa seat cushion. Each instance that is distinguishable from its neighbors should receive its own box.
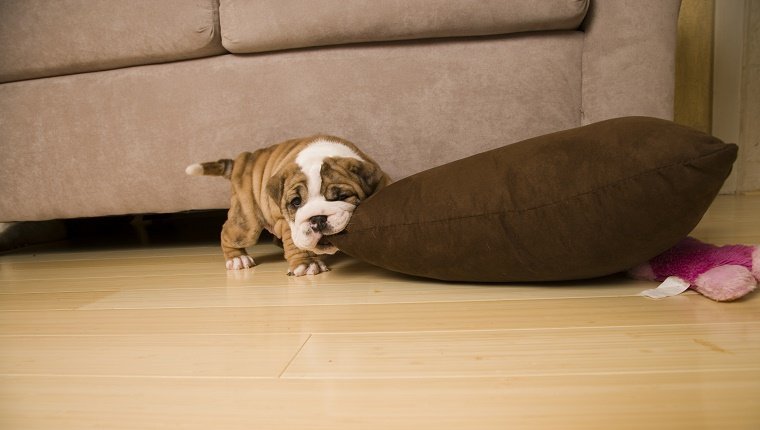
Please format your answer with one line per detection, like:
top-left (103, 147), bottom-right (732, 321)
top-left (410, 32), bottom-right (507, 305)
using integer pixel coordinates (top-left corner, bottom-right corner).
top-left (220, 0), bottom-right (589, 53)
top-left (0, 0), bottom-right (226, 83)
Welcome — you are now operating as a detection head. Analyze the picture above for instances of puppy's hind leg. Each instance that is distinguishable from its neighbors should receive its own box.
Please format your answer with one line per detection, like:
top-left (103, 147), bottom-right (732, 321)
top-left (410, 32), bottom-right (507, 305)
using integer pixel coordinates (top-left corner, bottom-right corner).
top-left (221, 199), bottom-right (263, 270)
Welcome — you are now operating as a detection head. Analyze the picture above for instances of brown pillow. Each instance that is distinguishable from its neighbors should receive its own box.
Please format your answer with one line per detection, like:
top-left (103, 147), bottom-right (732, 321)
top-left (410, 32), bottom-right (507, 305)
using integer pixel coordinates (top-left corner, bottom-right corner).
top-left (329, 117), bottom-right (737, 282)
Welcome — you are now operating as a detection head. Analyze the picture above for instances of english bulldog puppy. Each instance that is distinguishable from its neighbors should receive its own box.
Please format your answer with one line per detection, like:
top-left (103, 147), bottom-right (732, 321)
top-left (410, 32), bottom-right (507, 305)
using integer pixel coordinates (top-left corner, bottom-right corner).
top-left (186, 135), bottom-right (390, 276)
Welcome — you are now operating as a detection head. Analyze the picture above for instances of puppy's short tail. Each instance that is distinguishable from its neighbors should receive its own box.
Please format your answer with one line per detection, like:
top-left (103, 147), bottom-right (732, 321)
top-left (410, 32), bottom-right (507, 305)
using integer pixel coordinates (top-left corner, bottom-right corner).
top-left (185, 159), bottom-right (234, 179)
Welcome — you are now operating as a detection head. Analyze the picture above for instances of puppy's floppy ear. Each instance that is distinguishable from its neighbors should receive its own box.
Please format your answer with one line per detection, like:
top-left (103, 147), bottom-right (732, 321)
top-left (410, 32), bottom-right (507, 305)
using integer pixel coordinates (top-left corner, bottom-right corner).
top-left (266, 171), bottom-right (284, 203)
top-left (346, 159), bottom-right (387, 195)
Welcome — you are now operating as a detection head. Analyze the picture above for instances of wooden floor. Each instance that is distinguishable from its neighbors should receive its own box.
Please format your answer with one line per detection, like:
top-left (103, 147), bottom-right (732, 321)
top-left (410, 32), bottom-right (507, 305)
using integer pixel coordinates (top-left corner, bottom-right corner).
top-left (1, 195), bottom-right (759, 429)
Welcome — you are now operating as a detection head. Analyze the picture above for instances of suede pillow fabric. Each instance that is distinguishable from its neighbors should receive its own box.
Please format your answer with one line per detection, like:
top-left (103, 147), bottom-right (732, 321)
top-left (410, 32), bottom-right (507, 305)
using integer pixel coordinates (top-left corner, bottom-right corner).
top-left (329, 117), bottom-right (738, 282)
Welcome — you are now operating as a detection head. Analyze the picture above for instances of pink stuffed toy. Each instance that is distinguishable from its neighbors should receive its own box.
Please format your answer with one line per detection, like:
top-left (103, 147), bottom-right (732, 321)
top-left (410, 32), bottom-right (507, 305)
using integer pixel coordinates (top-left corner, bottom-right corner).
top-left (628, 237), bottom-right (759, 302)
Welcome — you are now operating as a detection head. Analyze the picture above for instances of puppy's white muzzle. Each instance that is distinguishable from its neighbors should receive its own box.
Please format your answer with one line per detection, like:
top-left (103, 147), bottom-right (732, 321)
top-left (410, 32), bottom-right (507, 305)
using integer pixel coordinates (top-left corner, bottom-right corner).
top-left (291, 198), bottom-right (355, 254)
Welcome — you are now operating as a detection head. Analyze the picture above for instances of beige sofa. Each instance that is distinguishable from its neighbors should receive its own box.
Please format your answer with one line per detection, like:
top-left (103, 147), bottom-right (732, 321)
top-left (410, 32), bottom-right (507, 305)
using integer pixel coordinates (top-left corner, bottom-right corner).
top-left (0, 0), bottom-right (681, 222)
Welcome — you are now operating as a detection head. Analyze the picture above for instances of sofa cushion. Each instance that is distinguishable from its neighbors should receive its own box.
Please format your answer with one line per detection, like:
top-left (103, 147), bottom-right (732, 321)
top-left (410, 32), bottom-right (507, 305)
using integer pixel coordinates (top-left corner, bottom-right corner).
top-left (220, 0), bottom-right (589, 53)
top-left (0, 0), bottom-right (226, 83)
top-left (329, 117), bottom-right (738, 282)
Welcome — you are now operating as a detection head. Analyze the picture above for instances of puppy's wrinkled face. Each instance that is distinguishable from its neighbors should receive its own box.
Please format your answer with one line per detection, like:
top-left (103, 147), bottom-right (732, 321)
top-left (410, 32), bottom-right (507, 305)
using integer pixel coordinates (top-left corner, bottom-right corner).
top-left (266, 141), bottom-right (384, 254)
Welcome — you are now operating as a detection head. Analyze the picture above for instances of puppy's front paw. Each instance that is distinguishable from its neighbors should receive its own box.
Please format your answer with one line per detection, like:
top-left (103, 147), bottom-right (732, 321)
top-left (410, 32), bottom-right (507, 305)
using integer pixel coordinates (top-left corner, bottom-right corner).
top-left (226, 255), bottom-right (256, 270)
top-left (288, 260), bottom-right (329, 276)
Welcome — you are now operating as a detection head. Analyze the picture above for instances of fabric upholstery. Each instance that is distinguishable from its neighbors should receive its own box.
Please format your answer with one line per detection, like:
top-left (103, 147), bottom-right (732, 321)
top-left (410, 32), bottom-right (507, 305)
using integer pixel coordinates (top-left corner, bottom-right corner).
top-left (0, 0), bottom-right (226, 83)
top-left (581, 0), bottom-right (681, 124)
top-left (0, 0), bottom-right (682, 222)
top-left (219, 0), bottom-right (589, 53)
top-left (0, 34), bottom-right (582, 221)
top-left (330, 117), bottom-right (737, 282)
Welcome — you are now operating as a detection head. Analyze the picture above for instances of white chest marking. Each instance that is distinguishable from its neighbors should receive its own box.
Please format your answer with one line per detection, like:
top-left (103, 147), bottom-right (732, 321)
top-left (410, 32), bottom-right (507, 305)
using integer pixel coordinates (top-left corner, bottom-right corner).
top-left (295, 139), bottom-right (364, 199)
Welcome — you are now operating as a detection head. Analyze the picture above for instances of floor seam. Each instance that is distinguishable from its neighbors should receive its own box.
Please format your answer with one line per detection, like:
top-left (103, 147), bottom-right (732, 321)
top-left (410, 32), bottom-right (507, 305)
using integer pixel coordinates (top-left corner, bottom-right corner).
top-left (278, 333), bottom-right (312, 378)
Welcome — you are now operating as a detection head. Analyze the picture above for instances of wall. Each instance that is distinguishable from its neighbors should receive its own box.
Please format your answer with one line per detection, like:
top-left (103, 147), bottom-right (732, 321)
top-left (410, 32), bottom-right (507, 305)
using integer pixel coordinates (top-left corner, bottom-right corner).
top-left (676, 0), bottom-right (759, 194)
top-left (736, 0), bottom-right (759, 193)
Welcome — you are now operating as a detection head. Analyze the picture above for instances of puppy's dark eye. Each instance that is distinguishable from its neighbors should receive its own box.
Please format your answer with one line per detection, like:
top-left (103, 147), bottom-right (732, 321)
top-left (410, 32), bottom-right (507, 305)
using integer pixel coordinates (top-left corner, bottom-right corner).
top-left (338, 193), bottom-right (353, 201)
top-left (290, 197), bottom-right (302, 208)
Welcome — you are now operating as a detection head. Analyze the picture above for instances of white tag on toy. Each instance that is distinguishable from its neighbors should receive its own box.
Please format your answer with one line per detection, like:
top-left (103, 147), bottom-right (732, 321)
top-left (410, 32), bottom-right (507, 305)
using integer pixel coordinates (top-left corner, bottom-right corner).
top-left (639, 276), bottom-right (691, 299)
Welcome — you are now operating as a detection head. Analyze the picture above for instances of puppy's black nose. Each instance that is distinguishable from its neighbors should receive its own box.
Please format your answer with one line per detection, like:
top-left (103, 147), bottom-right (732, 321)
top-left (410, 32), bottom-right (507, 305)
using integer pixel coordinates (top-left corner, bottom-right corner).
top-left (309, 215), bottom-right (328, 232)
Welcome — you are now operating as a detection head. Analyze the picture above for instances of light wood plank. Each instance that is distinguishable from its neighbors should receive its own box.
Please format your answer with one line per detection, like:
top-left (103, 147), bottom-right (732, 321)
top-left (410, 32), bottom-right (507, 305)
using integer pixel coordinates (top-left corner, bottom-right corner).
top-left (0, 246), bottom-right (384, 282)
top-left (0, 334), bottom-right (309, 377)
top-left (0, 255), bottom-right (679, 308)
top-left (0, 273), bottom-right (234, 295)
top-left (690, 195), bottom-right (760, 243)
top-left (0, 254), bottom-right (243, 281)
top-left (0, 254), bottom-right (394, 294)
top-left (0, 245), bottom-right (221, 264)
top-left (0, 244), bottom-right (294, 281)
top-left (285, 323), bottom-right (760, 378)
top-left (2, 294), bottom-right (758, 336)
top-left (1, 371), bottom-right (757, 430)
top-left (0, 273), bottom-right (661, 301)
top-left (0, 291), bottom-right (113, 311)
top-left (76, 278), bottom-right (665, 310)
top-left (699, 194), bottom-right (760, 221)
